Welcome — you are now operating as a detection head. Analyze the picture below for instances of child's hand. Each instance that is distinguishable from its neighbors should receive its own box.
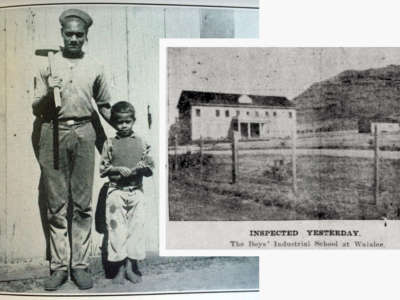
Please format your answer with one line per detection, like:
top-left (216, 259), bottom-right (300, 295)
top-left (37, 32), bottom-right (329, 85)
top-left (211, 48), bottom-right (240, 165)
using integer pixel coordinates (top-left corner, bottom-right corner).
top-left (130, 167), bottom-right (138, 176)
top-left (48, 75), bottom-right (63, 89)
top-left (117, 166), bottom-right (132, 177)
top-left (109, 174), bottom-right (121, 181)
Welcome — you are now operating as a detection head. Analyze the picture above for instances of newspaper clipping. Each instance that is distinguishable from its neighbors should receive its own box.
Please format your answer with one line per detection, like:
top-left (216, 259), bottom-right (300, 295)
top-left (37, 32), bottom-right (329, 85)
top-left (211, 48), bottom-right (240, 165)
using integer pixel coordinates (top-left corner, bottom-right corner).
top-left (166, 46), bottom-right (400, 250)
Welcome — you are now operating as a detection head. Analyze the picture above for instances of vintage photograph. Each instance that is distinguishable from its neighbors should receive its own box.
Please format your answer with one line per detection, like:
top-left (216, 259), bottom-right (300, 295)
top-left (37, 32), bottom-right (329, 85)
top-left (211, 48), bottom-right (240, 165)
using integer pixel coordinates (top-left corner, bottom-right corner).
top-left (0, 3), bottom-right (259, 294)
top-left (168, 47), bottom-right (400, 222)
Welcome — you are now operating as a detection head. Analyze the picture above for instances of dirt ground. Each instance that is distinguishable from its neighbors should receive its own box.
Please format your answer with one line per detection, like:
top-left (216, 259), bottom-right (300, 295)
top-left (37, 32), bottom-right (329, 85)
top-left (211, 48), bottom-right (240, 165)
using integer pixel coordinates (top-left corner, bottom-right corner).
top-left (0, 257), bottom-right (258, 294)
top-left (169, 152), bottom-right (400, 220)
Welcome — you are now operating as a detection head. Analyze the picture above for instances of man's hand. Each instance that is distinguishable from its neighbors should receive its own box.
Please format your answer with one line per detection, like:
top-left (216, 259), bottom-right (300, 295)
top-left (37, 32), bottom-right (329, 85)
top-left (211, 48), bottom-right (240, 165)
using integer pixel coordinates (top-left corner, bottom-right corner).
top-left (98, 106), bottom-right (111, 125)
top-left (48, 76), bottom-right (63, 89)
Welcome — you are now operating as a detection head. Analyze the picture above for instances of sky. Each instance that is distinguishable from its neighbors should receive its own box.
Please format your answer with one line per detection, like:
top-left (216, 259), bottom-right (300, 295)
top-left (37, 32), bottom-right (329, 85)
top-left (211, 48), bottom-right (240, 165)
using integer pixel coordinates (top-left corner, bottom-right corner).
top-left (168, 47), bottom-right (400, 123)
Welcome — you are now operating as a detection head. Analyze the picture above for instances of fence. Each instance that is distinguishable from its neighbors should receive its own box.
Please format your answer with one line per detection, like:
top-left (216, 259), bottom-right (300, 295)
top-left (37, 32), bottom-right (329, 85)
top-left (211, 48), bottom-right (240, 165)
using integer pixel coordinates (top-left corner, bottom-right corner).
top-left (168, 129), bottom-right (400, 220)
top-left (169, 132), bottom-right (298, 193)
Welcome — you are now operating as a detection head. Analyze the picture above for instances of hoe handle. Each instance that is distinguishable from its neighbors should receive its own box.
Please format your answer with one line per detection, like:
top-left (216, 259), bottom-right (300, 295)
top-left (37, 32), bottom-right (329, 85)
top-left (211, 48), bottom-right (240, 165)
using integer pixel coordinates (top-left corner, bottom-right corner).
top-left (48, 51), bottom-right (61, 109)
top-left (47, 51), bottom-right (60, 170)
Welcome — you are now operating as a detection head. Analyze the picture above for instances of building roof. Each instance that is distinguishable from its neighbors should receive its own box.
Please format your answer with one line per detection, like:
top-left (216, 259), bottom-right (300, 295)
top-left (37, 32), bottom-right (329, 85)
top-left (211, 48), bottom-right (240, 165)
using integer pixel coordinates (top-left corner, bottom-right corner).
top-left (177, 90), bottom-right (294, 111)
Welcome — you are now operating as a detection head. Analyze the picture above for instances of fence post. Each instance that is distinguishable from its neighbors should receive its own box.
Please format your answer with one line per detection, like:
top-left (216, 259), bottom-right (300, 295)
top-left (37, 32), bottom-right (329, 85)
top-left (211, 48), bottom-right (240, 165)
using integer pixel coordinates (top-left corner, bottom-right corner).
top-left (232, 132), bottom-right (239, 184)
top-left (374, 124), bottom-right (379, 205)
top-left (174, 134), bottom-right (178, 171)
top-left (292, 128), bottom-right (297, 194)
top-left (199, 136), bottom-right (203, 179)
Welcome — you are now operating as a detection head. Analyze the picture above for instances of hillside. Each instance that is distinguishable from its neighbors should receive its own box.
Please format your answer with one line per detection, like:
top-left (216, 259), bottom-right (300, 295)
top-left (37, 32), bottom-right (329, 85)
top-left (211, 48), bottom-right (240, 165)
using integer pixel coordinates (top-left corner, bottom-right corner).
top-left (293, 65), bottom-right (400, 130)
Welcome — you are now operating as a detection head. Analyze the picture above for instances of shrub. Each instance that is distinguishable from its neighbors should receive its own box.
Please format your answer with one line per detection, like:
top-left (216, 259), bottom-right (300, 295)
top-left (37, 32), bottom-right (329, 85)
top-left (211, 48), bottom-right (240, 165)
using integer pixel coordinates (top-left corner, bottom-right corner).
top-left (169, 152), bottom-right (215, 170)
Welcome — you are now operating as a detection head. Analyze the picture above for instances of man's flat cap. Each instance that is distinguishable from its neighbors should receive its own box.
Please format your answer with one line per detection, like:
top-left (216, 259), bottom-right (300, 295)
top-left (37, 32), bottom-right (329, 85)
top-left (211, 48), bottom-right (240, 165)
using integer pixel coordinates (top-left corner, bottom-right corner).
top-left (59, 9), bottom-right (93, 28)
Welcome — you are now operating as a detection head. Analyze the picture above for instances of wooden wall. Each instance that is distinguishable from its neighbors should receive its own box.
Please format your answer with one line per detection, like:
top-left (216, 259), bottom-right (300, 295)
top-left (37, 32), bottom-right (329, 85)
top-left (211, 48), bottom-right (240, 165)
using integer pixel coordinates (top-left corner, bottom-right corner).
top-left (0, 10), bottom-right (7, 263)
top-left (0, 4), bottom-right (258, 264)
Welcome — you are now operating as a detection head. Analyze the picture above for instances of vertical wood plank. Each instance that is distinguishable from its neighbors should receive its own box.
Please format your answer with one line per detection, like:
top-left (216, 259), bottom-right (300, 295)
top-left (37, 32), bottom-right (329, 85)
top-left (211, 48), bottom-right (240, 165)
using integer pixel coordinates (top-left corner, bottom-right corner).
top-left (85, 5), bottom-right (129, 106)
top-left (126, 6), bottom-right (165, 253)
top-left (200, 8), bottom-right (234, 38)
top-left (33, 5), bottom-right (65, 50)
top-left (6, 7), bottom-right (45, 263)
top-left (234, 9), bottom-right (259, 38)
top-left (165, 7), bottom-right (200, 38)
top-left (0, 10), bottom-right (8, 263)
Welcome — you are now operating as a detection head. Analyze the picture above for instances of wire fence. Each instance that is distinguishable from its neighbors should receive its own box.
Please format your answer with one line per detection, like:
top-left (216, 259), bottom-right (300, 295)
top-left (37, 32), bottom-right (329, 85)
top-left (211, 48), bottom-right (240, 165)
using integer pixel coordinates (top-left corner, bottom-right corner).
top-left (169, 133), bottom-right (298, 190)
top-left (168, 128), bottom-right (400, 219)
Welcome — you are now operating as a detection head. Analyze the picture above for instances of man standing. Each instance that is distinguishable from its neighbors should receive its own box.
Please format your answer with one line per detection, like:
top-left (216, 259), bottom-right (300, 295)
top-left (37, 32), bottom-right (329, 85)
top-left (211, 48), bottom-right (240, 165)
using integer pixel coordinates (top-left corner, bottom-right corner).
top-left (33, 9), bottom-right (112, 291)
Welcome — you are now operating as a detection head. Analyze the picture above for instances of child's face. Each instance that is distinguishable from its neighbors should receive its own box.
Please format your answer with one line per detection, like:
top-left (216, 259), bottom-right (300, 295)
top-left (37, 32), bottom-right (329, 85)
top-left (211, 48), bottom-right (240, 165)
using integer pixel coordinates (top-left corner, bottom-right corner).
top-left (114, 113), bottom-right (135, 136)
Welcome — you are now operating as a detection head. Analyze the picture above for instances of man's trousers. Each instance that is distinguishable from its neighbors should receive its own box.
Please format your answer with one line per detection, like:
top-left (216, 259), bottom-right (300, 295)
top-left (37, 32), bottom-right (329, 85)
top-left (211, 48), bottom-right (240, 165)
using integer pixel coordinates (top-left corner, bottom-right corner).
top-left (38, 122), bottom-right (95, 271)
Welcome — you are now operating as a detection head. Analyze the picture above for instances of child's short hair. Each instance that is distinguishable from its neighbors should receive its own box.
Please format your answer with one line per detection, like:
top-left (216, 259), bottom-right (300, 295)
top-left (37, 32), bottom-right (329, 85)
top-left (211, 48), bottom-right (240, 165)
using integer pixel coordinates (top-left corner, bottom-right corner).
top-left (110, 101), bottom-right (136, 124)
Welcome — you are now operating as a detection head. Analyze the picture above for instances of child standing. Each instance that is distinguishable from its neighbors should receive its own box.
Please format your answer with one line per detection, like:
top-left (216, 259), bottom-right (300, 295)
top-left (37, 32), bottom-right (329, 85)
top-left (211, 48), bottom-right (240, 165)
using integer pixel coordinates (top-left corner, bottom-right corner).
top-left (100, 101), bottom-right (154, 284)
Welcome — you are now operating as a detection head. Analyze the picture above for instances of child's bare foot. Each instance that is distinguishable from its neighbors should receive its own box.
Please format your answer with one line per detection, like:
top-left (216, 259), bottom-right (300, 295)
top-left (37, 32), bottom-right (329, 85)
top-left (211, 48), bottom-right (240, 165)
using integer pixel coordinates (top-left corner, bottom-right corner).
top-left (112, 264), bottom-right (125, 284)
top-left (126, 259), bottom-right (142, 284)
top-left (126, 268), bottom-right (142, 283)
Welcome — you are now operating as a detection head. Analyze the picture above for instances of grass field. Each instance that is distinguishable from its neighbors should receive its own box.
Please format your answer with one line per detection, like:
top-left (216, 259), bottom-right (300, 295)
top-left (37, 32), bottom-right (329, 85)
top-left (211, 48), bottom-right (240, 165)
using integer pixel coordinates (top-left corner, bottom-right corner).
top-left (169, 153), bottom-right (400, 220)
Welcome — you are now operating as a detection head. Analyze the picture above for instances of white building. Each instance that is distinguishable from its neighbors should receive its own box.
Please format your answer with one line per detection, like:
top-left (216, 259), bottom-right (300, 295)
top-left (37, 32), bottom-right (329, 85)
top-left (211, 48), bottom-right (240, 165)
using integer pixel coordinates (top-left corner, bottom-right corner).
top-left (177, 91), bottom-right (296, 141)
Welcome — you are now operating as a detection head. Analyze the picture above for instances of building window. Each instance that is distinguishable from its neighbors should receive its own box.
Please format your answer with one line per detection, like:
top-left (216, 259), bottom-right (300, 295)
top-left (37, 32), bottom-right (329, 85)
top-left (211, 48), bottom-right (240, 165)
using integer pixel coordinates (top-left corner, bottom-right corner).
top-left (236, 110), bottom-right (240, 116)
top-left (250, 123), bottom-right (260, 138)
top-left (289, 111), bottom-right (292, 118)
top-left (240, 123), bottom-right (248, 138)
top-left (196, 109), bottom-right (201, 117)
top-left (246, 111), bottom-right (250, 116)
top-left (265, 111), bottom-right (269, 117)
top-left (255, 111), bottom-right (259, 117)
top-left (273, 111), bottom-right (277, 117)
top-left (225, 110), bottom-right (230, 117)
top-left (216, 109), bottom-right (220, 117)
